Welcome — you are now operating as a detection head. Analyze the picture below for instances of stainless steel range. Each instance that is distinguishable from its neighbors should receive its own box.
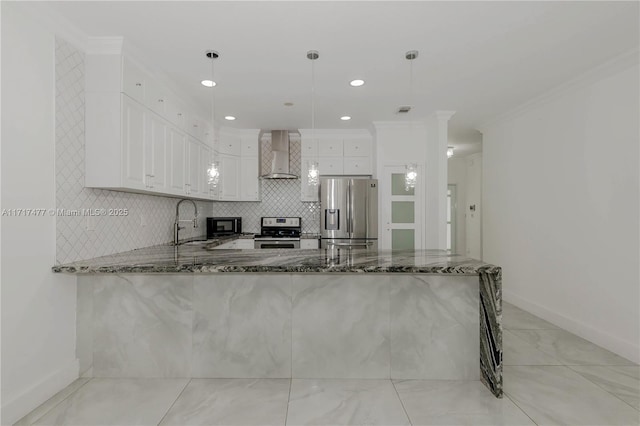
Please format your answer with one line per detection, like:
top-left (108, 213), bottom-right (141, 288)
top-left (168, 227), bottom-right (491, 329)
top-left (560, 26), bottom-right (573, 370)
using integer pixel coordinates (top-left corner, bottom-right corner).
top-left (254, 217), bottom-right (301, 249)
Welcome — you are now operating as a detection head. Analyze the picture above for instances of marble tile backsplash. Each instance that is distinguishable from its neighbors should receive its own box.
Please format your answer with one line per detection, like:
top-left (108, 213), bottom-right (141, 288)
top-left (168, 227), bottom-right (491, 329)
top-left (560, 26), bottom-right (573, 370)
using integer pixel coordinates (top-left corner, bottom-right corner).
top-left (55, 38), bottom-right (211, 264)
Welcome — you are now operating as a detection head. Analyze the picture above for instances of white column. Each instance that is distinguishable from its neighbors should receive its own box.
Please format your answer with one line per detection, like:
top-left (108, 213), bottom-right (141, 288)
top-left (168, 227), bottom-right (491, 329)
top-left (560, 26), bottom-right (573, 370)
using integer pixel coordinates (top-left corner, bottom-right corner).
top-left (425, 111), bottom-right (455, 249)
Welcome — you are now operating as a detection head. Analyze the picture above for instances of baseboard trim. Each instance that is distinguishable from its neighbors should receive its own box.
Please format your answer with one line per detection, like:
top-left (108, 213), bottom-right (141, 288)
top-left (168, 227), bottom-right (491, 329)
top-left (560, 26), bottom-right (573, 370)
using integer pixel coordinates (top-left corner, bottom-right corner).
top-left (1, 358), bottom-right (79, 425)
top-left (503, 291), bottom-right (640, 364)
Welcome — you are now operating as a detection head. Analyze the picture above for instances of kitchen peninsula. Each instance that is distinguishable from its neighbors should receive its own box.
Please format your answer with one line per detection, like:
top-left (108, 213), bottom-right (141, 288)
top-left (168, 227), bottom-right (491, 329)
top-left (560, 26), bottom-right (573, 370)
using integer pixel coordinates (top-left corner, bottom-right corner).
top-left (54, 244), bottom-right (503, 398)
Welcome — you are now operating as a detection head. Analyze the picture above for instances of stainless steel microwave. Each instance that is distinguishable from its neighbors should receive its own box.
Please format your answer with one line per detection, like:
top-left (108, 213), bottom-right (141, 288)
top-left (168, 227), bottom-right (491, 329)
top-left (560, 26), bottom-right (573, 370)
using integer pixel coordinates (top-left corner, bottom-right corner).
top-left (206, 217), bottom-right (242, 238)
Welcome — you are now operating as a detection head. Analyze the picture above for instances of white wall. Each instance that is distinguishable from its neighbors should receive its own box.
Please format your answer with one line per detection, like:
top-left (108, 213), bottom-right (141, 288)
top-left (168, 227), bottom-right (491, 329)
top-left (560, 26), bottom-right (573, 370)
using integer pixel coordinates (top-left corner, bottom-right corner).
top-left (482, 54), bottom-right (639, 363)
top-left (447, 157), bottom-right (467, 255)
top-left (1, 3), bottom-right (78, 423)
top-left (373, 114), bottom-right (453, 250)
top-left (465, 154), bottom-right (483, 260)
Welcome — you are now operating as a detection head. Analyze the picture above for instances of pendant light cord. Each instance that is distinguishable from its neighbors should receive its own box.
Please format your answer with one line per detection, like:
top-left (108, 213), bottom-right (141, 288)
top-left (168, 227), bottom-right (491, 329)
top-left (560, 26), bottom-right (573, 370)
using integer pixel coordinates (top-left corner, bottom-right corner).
top-left (311, 54), bottom-right (315, 138)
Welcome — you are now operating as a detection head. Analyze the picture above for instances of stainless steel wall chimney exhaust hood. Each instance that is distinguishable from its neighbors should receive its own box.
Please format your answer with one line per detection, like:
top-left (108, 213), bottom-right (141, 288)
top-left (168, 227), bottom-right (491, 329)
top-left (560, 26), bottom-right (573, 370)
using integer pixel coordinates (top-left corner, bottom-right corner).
top-left (260, 130), bottom-right (298, 179)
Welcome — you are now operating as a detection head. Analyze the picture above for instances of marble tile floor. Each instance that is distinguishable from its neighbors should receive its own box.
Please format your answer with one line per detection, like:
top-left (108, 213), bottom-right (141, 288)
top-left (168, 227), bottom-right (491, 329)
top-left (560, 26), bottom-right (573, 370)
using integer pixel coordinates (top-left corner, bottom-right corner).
top-left (16, 302), bottom-right (640, 426)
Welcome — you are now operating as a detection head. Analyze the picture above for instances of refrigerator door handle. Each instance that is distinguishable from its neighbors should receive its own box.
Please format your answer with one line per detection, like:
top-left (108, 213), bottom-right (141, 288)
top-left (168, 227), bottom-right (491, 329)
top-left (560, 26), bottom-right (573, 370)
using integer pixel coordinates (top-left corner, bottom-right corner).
top-left (346, 182), bottom-right (351, 236)
top-left (326, 241), bottom-right (374, 247)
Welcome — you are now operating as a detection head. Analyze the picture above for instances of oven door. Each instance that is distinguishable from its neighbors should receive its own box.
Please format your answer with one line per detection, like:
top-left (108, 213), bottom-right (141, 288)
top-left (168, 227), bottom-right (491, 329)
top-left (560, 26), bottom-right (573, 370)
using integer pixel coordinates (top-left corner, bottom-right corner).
top-left (254, 239), bottom-right (300, 249)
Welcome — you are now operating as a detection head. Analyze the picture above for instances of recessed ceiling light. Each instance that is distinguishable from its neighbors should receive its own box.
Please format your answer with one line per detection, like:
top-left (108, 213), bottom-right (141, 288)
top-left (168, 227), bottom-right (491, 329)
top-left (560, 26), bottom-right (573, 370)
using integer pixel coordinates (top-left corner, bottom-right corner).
top-left (201, 80), bottom-right (216, 87)
top-left (340, 116), bottom-right (351, 121)
top-left (224, 116), bottom-right (236, 121)
top-left (349, 79), bottom-right (365, 87)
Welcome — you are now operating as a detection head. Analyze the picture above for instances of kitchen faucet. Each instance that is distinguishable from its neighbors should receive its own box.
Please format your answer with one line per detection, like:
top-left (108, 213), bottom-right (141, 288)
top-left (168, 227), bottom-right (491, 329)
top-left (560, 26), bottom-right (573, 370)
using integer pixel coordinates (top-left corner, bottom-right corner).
top-left (174, 199), bottom-right (198, 245)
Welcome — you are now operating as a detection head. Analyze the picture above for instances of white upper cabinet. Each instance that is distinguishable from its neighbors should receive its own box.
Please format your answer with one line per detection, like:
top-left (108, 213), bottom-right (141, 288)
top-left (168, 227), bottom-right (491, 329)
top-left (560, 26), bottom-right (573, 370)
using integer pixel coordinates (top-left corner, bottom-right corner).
top-left (121, 95), bottom-right (146, 190)
top-left (122, 56), bottom-right (145, 104)
top-left (168, 127), bottom-right (187, 194)
top-left (219, 154), bottom-right (240, 201)
top-left (84, 47), bottom-right (213, 200)
top-left (299, 131), bottom-right (373, 201)
top-left (240, 156), bottom-right (260, 201)
top-left (318, 139), bottom-right (344, 157)
top-left (301, 138), bottom-right (319, 157)
top-left (241, 138), bottom-right (259, 157)
top-left (216, 128), bottom-right (261, 202)
top-left (146, 112), bottom-right (168, 192)
top-left (343, 138), bottom-right (372, 157)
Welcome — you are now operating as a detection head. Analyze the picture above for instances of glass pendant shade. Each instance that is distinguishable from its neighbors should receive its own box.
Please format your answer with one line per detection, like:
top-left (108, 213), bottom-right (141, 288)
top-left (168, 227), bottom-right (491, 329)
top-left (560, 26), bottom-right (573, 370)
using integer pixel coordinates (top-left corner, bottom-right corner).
top-left (405, 163), bottom-right (417, 191)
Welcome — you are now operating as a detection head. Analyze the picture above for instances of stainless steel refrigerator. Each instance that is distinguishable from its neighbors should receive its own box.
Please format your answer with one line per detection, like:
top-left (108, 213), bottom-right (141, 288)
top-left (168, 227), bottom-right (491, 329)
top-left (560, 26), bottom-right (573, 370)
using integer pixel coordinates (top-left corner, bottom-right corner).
top-left (320, 177), bottom-right (378, 249)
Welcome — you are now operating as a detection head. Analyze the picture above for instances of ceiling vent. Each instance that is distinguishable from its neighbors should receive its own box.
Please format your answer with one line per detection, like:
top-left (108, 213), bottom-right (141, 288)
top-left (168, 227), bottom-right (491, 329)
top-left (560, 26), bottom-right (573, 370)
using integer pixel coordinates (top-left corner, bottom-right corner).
top-left (396, 105), bottom-right (412, 114)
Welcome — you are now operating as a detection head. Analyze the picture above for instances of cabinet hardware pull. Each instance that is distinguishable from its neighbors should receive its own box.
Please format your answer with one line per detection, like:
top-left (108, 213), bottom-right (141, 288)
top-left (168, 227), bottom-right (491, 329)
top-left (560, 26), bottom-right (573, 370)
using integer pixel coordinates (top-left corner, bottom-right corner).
top-left (136, 83), bottom-right (142, 86)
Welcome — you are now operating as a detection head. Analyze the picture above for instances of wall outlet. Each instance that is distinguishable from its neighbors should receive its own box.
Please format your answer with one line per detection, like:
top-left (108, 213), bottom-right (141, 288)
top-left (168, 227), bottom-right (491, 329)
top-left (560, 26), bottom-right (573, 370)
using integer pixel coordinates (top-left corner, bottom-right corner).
top-left (86, 215), bottom-right (96, 231)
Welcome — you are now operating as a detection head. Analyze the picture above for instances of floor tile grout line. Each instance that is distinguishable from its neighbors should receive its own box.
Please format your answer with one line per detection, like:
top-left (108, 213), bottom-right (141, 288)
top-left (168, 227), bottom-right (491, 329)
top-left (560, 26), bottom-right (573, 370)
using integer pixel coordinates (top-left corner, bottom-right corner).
top-left (390, 379), bottom-right (413, 426)
top-left (284, 378), bottom-right (292, 426)
top-left (503, 390), bottom-right (540, 426)
top-left (156, 378), bottom-right (191, 426)
top-left (565, 365), bottom-right (640, 412)
top-left (25, 377), bottom-right (94, 426)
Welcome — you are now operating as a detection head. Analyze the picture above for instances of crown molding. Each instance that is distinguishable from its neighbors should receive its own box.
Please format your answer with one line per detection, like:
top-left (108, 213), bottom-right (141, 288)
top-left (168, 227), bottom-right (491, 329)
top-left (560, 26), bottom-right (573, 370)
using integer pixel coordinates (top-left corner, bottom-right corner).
top-left (372, 121), bottom-right (427, 129)
top-left (430, 110), bottom-right (456, 122)
top-left (477, 48), bottom-right (640, 133)
top-left (218, 127), bottom-right (261, 137)
top-left (298, 128), bottom-right (372, 138)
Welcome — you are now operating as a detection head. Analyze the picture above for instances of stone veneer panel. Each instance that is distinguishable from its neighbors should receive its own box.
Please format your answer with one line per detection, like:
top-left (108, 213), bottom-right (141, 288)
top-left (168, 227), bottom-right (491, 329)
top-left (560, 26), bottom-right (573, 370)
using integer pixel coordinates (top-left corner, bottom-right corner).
top-left (77, 272), bottom-right (502, 397)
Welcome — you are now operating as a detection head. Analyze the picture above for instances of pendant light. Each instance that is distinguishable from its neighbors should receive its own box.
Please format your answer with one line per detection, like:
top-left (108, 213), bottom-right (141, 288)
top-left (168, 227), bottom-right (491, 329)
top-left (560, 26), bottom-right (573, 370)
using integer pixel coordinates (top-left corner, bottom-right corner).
top-left (205, 50), bottom-right (220, 188)
top-left (447, 146), bottom-right (455, 158)
top-left (307, 50), bottom-right (320, 187)
top-left (405, 50), bottom-right (418, 192)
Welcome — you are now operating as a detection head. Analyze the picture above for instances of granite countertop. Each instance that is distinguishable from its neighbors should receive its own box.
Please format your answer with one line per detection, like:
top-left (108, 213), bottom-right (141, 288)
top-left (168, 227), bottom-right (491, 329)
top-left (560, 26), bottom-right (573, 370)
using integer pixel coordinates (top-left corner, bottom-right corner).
top-left (52, 236), bottom-right (500, 275)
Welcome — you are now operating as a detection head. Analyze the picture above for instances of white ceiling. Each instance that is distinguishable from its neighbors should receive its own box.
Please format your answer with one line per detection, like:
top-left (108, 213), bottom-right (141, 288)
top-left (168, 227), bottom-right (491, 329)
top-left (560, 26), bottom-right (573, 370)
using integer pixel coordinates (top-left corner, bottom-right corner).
top-left (42, 1), bottom-right (638, 152)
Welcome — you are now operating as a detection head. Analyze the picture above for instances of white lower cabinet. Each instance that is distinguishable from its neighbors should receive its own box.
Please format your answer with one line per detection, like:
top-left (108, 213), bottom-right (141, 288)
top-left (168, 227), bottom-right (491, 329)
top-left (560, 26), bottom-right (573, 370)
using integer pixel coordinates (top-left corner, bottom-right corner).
top-left (300, 239), bottom-right (319, 249)
top-left (234, 239), bottom-right (255, 249)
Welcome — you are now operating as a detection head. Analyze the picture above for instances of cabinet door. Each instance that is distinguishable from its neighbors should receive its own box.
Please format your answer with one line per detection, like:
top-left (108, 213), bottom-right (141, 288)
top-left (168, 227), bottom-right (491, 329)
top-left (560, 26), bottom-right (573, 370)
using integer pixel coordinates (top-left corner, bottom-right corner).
top-left (168, 127), bottom-right (187, 194)
top-left (121, 57), bottom-right (145, 104)
top-left (318, 139), bottom-right (343, 157)
top-left (145, 77), bottom-right (167, 117)
top-left (219, 154), bottom-right (240, 200)
top-left (301, 138), bottom-right (319, 157)
top-left (219, 136), bottom-right (241, 156)
top-left (121, 95), bottom-right (146, 189)
top-left (240, 138), bottom-right (259, 156)
top-left (318, 157), bottom-right (344, 175)
top-left (235, 239), bottom-right (255, 249)
top-left (240, 156), bottom-right (260, 201)
top-left (187, 138), bottom-right (202, 195)
top-left (343, 138), bottom-right (372, 157)
top-left (146, 113), bottom-right (167, 191)
top-left (300, 239), bottom-right (319, 249)
top-left (343, 157), bottom-right (371, 175)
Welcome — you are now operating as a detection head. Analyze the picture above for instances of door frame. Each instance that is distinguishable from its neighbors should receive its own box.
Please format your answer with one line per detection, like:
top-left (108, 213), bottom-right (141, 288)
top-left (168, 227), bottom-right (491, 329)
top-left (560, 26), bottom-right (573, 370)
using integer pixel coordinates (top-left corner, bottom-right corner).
top-left (380, 162), bottom-right (425, 250)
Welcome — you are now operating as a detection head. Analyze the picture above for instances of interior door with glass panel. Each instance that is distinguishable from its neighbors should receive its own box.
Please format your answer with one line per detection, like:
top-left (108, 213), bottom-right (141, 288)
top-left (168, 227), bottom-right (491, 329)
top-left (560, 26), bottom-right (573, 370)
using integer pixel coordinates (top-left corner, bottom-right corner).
top-left (381, 165), bottom-right (423, 250)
